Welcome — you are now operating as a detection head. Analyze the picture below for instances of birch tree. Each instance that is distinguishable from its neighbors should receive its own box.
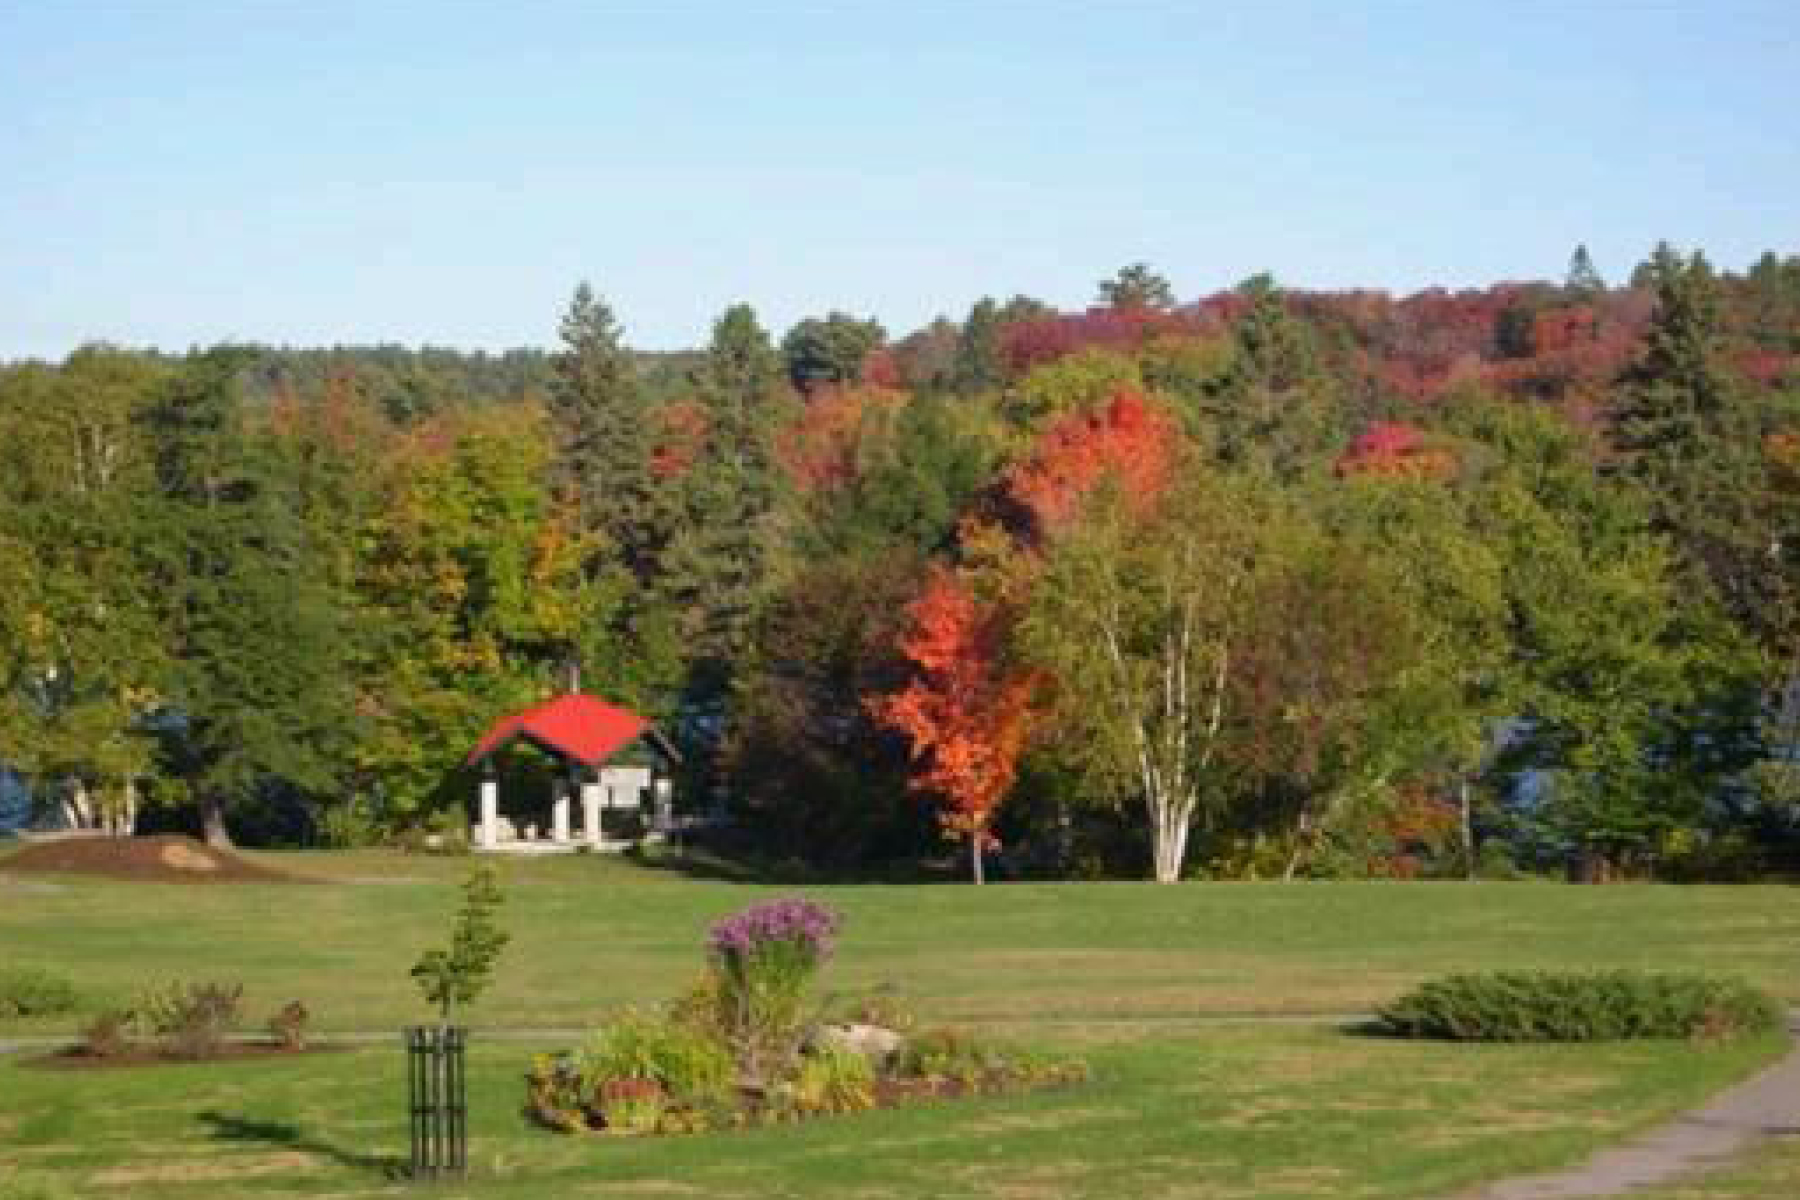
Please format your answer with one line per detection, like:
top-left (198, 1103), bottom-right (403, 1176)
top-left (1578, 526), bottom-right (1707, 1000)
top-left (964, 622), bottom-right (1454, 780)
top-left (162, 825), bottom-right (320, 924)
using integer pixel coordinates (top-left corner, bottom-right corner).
top-left (1021, 473), bottom-right (1267, 882)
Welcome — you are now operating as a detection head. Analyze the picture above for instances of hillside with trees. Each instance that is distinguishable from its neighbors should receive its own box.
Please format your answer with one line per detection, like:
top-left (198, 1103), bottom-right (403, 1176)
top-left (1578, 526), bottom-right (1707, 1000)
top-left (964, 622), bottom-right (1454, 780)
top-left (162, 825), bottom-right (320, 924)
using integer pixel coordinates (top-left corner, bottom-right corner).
top-left (5, 244), bottom-right (1800, 882)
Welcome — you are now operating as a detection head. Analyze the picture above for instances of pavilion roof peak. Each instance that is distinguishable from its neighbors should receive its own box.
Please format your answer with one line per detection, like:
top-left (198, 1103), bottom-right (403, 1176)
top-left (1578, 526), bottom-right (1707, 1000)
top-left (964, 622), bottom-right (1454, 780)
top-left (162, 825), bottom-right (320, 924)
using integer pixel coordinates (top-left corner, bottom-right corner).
top-left (468, 691), bottom-right (673, 768)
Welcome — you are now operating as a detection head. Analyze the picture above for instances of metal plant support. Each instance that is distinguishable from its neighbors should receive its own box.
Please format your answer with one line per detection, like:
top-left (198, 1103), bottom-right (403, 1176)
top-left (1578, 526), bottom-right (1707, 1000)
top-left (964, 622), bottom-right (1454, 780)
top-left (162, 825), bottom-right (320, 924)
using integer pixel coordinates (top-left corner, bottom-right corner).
top-left (405, 1025), bottom-right (468, 1178)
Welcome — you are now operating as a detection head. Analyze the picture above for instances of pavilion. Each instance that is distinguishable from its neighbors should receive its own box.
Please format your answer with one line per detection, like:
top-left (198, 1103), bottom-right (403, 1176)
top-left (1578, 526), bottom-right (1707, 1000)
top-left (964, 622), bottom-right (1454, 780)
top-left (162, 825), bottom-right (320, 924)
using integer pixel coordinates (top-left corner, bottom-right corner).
top-left (465, 692), bottom-right (679, 853)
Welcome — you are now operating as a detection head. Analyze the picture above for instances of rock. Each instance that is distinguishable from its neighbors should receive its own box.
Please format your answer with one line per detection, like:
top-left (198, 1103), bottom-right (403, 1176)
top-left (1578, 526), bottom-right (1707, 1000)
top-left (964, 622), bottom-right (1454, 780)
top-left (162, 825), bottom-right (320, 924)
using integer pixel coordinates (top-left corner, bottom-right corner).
top-left (812, 1022), bottom-right (904, 1070)
top-left (159, 842), bottom-right (220, 873)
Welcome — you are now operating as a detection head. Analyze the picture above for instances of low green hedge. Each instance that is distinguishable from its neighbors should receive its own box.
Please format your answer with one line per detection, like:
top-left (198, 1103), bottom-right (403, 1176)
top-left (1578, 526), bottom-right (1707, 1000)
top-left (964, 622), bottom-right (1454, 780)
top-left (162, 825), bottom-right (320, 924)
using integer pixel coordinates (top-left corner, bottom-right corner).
top-left (0, 967), bottom-right (79, 1018)
top-left (1378, 970), bottom-right (1783, 1042)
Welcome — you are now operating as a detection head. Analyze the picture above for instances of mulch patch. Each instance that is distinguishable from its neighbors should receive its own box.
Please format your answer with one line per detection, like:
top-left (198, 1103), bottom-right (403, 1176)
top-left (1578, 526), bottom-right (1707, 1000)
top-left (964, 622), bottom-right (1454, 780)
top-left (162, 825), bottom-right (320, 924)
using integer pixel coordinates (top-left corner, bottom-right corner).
top-left (21, 1042), bottom-right (344, 1071)
top-left (0, 834), bottom-right (315, 884)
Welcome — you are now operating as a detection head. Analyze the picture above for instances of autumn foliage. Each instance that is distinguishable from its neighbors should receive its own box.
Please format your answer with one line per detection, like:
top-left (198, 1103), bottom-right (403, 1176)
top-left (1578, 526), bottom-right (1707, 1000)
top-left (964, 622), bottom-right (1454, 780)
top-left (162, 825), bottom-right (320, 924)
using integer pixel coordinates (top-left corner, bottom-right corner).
top-left (1000, 385), bottom-right (1179, 540)
top-left (776, 384), bottom-right (902, 494)
top-left (1000, 307), bottom-right (1217, 374)
top-left (1334, 421), bottom-right (1458, 481)
top-left (865, 570), bottom-right (1034, 880)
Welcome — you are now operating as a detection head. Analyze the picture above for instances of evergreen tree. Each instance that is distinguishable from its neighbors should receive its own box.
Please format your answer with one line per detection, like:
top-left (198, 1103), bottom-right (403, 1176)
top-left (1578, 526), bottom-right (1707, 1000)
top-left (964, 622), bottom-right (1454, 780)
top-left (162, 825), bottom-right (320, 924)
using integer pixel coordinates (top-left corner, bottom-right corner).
top-left (1615, 244), bottom-right (1769, 628)
top-left (663, 304), bottom-right (791, 675)
top-left (1207, 274), bottom-right (1333, 477)
top-left (548, 282), bottom-right (662, 583)
top-left (952, 297), bottom-right (1006, 393)
top-left (143, 350), bottom-right (349, 846)
top-left (1565, 244), bottom-right (1605, 299)
top-left (545, 284), bottom-right (686, 716)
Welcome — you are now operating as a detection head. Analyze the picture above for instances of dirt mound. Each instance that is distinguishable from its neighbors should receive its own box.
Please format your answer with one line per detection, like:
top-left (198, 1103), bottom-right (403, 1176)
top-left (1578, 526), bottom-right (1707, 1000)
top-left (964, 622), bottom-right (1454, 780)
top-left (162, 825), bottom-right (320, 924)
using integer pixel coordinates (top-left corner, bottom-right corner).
top-left (0, 834), bottom-right (313, 884)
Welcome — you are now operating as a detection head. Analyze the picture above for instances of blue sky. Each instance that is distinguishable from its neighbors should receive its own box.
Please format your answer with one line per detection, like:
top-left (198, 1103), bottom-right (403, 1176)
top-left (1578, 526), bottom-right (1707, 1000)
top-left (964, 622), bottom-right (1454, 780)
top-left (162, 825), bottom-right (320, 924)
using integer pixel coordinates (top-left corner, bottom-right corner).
top-left (1, 1), bottom-right (1796, 357)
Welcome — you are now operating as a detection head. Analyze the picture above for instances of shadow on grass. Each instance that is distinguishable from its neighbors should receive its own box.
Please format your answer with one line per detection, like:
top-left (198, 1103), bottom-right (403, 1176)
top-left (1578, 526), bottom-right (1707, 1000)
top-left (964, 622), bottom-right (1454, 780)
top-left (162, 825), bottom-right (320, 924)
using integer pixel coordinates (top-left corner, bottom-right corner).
top-left (197, 1110), bottom-right (405, 1179)
top-left (626, 842), bottom-right (950, 886)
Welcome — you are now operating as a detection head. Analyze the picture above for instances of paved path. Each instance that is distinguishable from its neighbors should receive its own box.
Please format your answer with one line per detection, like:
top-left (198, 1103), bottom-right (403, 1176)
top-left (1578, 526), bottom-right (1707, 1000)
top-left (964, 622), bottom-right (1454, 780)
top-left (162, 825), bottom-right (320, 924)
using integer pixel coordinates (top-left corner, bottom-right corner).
top-left (1455, 1016), bottom-right (1800, 1199)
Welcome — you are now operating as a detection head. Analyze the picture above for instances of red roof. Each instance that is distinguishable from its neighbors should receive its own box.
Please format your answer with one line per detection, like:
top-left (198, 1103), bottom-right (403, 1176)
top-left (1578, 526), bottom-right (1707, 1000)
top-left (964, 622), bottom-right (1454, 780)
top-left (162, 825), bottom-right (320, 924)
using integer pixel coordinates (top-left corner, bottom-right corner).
top-left (467, 693), bottom-right (652, 768)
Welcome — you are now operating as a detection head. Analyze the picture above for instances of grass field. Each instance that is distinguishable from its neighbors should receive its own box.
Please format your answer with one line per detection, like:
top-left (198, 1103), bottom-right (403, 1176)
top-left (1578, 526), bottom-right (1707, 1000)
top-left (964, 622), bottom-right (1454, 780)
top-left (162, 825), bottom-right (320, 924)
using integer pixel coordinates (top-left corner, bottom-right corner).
top-left (2, 847), bottom-right (1797, 1198)
top-left (4, 849), bottom-right (1800, 1033)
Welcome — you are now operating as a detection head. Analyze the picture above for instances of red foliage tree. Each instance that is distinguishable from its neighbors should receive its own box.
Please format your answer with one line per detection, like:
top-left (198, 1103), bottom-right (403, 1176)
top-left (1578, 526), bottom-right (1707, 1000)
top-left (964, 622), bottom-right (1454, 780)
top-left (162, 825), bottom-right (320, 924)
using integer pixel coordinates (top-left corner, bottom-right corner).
top-left (866, 569), bottom-right (1035, 883)
top-left (1000, 385), bottom-right (1179, 541)
top-left (999, 307), bottom-right (1212, 374)
top-left (1334, 420), bottom-right (1458, 481)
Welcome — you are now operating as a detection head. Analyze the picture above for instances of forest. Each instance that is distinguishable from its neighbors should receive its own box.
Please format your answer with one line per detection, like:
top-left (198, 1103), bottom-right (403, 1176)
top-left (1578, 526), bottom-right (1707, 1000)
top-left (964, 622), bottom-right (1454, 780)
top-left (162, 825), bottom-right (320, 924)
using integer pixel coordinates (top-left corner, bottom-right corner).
top-left (4, 244), bottom-right (1800, 883)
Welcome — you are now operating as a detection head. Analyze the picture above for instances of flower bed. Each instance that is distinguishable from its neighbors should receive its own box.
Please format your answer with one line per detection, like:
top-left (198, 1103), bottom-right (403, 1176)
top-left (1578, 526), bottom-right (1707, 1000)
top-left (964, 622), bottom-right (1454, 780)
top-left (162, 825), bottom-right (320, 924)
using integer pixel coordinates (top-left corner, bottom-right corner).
top-left (525, 897), bottom-right (1087, 1136)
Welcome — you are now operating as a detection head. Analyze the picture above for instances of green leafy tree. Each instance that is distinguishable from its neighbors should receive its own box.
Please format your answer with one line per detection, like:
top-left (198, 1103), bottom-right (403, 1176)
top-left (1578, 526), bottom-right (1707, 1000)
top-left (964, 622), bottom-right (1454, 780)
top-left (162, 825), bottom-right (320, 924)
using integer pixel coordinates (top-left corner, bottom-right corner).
top-left (411, 866), bottom-right (510, 1023)
top-left (0, 349), bottom-right (170, 831)
top-left (351, 408), bottom-right (609, 824)
top-left (1465, 400), bottom-right (1751, 875)
top-left (1021, 470), bottom-right (1270, 882)
top-left (780, 313), bottom-right (886, 390)
top-left (1281, 472), bottom-right (1510, 879)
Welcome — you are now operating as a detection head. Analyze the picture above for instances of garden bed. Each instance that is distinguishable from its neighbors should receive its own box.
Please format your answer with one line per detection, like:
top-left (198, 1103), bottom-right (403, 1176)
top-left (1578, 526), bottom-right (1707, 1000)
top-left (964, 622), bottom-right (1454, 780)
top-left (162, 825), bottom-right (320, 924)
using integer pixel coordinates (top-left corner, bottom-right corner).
top-left (525, 896), bottom-right (1089, 1139)
top-left (0, 834), bottom-right (315, 884)
top-left (21, 1041), bottom-right (343, 1072)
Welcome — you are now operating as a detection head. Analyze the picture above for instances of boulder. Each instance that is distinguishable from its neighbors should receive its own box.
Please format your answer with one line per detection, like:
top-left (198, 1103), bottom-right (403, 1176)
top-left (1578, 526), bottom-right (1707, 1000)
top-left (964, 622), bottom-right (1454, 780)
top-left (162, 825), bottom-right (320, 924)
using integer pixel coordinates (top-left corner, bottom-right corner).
top-left (812, 1022), bottom-right (904, 1070)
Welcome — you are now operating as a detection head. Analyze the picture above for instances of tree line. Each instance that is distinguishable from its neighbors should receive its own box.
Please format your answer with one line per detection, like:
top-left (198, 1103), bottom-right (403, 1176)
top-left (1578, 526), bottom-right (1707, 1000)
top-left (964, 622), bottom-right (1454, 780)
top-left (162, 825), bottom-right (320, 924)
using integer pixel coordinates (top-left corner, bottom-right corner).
top-left (4, 244), bottom-right (1800, 881)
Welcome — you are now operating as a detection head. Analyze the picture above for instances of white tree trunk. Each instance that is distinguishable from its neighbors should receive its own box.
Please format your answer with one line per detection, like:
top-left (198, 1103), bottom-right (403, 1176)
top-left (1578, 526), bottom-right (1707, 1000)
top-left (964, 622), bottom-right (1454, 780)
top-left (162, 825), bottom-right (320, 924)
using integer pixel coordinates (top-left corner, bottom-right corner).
top-left (64, 779), bottom-right (96, 830)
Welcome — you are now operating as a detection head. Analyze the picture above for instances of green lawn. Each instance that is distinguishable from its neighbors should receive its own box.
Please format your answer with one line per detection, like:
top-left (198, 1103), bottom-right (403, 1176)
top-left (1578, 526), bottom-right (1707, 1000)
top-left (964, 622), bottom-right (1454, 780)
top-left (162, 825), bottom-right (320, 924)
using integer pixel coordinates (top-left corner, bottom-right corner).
top-left (1, 848), bottom-right (1797, 1198)
top-left (4, 848), bottom-right (1799, 1033)
top-left (0, 1025), bottom-right (1783, 1199)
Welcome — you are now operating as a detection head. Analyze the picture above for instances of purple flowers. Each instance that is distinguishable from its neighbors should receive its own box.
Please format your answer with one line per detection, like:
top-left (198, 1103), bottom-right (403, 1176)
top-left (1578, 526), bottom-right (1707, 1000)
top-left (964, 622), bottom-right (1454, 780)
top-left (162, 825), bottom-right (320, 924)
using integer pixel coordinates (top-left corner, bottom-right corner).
top-left (707, 897), bottom-right (842, 965)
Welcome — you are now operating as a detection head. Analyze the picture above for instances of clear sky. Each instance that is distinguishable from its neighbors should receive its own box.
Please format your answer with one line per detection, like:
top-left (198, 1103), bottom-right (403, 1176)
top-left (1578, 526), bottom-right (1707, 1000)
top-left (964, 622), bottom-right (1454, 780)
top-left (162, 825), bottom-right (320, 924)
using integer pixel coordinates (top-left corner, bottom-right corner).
top-left (2, 0), bottom-right (1796, 358)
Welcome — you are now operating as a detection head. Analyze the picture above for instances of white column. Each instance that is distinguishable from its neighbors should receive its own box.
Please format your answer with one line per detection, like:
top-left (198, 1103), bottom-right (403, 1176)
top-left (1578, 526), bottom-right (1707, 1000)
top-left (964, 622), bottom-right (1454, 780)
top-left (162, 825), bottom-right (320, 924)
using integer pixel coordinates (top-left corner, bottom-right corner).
top-left (581, 780), bottom-right (603, 847)
top-left (653, 777), bottom-right (673, 832)
top-left (479, 776), bottom-right (499, 849)
top-left (551, 779), bottom-right (571, 843)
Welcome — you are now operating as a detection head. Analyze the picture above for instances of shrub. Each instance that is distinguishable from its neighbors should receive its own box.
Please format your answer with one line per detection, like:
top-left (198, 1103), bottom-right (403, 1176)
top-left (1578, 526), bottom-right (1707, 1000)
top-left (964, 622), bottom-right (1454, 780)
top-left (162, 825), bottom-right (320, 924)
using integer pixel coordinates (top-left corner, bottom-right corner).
top-left (900, 1026), bottom-right (998, 1086)
top-left (1379, 970), bottom-right (1783, 1042)
top-left (579, 1010), bottom-right (733, 1107)
top-left (525, 1054), bottom-right (590, 1132)
top-left (135, 980), bottom-right (243, 1058)
top-left (79, 1009), bottom-right (133, 1058)
top-left (316, 798), bottom-right (380, 849)
top-left (268, 1000), bottom-right (309, 1051)
top-left (597, 1077), bottom-right (665, 1134)
top-left (0, 968), bottom-right (78, 1017)
top-left (791, 1043), bottom-right (875, 1115)
top-left (706, 896), bottom-right (841, 1085)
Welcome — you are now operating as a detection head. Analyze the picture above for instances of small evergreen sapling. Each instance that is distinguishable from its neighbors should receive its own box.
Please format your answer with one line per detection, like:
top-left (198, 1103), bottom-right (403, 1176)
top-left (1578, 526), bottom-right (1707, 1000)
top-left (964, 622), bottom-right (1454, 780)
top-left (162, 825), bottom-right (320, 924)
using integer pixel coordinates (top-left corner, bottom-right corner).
top-left (411, 866), bottom-right (510, 1023)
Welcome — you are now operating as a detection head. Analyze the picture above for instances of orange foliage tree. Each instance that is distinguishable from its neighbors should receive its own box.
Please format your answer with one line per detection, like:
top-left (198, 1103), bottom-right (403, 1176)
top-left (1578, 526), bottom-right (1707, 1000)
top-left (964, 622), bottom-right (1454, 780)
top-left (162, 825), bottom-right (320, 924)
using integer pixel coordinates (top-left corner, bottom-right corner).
top-left (872, 385), bottom-right (1182, 880)
top-left (865, 569), bottom-right (1033, 883)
